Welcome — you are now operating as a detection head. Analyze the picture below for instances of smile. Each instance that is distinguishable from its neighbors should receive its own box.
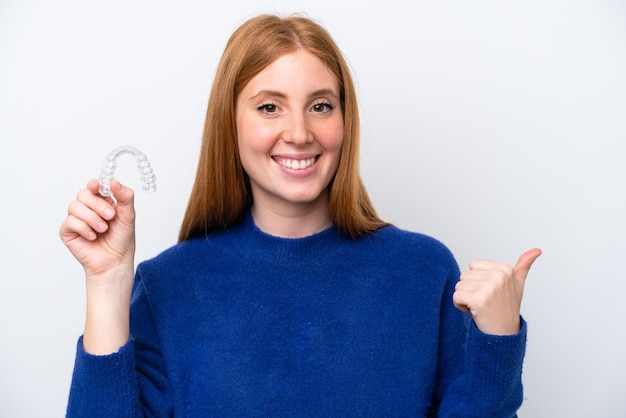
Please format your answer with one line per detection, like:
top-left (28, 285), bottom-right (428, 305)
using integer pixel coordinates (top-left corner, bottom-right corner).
top-left (275, 156), bottom-right (317, 170)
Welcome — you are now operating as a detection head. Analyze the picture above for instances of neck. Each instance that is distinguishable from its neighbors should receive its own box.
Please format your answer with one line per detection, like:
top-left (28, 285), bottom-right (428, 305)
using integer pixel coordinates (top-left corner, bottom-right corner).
top-left (250, 198), bottom-right (332, 238)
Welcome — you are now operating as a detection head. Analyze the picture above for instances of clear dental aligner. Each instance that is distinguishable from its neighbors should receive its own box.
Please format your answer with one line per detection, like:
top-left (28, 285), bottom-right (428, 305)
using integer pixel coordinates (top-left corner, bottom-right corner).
top-left (99, 146), bottom-right (157, 197)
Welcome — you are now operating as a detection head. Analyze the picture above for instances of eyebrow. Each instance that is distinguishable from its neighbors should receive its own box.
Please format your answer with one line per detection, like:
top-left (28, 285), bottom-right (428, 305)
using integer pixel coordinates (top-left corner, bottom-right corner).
top-left (248, 88), bottom-right (340, 101)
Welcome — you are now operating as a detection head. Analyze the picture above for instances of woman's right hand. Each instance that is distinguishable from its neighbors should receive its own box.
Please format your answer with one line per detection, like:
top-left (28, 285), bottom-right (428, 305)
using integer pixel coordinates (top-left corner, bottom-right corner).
top-left (60, 179), bottom-right (136, 279)
top-left (60, 179), bottom-right (136, 354)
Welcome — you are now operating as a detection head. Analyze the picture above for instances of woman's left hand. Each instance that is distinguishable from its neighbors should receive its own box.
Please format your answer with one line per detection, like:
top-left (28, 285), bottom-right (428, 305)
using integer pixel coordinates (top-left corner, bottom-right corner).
top-left (453, 248), bottom-right (542, 335)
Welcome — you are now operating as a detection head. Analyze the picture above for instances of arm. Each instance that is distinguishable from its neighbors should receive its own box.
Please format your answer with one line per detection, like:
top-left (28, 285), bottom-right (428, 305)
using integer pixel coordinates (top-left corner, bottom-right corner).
top-left (60, 179), bottom-right (137, 354)
top-left (66, 270), bottom-right (174, 418)
top-left (435, 316), bottom-right (528, 417)
top-left (66, 338), bottom-right (141, 417)
top-left (61, 180), bottom-right (142, 416)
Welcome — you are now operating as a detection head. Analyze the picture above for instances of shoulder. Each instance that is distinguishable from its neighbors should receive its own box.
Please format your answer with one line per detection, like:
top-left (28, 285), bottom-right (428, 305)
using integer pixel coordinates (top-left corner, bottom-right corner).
top-left (136, 226), bottom-right (243, 279)
top-left (340, 225), bottom-right (460, 284)
top-left (367, 225), bottom-right (457, 266)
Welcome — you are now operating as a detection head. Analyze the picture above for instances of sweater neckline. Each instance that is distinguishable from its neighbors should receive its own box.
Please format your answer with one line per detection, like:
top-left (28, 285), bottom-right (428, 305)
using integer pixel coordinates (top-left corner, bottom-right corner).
top-left (243, 210), bottom-right (338, 241)
top-left (237, 210), bottom-right (344, 260)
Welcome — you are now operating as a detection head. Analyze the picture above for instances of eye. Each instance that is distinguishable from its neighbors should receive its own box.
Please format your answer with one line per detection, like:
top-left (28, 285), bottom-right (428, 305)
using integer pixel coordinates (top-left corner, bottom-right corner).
top-left (311, 101), bottom-right (335, 113)
top-left (257, 102), bottom-right (278, 114)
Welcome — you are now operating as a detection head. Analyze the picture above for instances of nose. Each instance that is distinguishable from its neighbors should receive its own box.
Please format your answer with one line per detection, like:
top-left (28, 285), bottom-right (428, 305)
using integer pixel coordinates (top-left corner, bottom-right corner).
top-left (282, 112), bottom-right (312, 145)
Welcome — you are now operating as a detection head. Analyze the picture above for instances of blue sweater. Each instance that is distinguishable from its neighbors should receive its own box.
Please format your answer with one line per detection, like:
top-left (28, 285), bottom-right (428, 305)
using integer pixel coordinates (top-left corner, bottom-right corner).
top-left (67, 212), bottom-right (527, 417)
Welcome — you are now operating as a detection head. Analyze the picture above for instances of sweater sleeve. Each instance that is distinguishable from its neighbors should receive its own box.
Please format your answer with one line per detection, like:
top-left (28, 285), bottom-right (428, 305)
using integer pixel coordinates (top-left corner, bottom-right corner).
top-left (66, 272), bottom-right (174, 418)
top-left (66, 337), bottom-right (142, 417)
top-left (437, 320), bottom-right (527, 417)
top-left (432, 264), bottom-right (527, 418)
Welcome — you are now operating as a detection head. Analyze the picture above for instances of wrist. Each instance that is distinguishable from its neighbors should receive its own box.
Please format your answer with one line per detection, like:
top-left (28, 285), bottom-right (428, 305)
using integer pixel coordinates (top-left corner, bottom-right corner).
top-left (83, 265), bottom-right (134, 355)
top-left (474, 315), bottom-right (521, 336)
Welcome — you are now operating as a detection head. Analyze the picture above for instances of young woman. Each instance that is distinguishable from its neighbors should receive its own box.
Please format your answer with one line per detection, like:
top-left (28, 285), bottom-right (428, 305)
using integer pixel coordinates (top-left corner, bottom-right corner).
top-left (60, 14), bottom-right (541, 417)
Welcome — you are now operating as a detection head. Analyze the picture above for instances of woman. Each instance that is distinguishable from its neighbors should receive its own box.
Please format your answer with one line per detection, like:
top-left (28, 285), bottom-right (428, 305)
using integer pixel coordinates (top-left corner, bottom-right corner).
top-left (60, 14), bottom-right (541, 417)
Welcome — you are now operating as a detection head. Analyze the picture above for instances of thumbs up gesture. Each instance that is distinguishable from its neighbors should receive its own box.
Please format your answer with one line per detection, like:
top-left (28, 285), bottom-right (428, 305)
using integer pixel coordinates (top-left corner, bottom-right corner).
top-left (453, 248), bottom-right (542, 335)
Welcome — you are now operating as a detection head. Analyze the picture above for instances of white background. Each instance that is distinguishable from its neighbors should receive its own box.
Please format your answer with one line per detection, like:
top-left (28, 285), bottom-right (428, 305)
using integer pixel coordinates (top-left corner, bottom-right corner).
top-left (1, 1), bottom-right (625, 416)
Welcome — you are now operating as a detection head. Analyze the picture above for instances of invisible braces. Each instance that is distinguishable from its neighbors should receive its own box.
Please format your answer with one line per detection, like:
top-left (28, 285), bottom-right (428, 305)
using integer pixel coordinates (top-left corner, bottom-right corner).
top-left (99, 146), bottom-right (157, 197)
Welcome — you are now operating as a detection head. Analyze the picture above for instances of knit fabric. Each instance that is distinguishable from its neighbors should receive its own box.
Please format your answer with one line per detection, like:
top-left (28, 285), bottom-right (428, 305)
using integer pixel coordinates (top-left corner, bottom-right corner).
top-left (67, 212), bottom-right (526, 417)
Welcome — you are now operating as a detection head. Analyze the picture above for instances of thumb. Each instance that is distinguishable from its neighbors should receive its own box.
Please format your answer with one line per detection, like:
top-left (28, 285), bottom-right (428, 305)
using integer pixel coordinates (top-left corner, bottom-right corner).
top-left (109, 180), bottom-right (135, 209)
top-left (513, 248), bottom-right (542, 281)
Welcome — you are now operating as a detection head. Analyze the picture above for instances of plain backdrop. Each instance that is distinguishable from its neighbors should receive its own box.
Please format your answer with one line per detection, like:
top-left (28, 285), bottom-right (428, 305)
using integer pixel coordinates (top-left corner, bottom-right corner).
top-left (1, 1), bottom-right (625, 416)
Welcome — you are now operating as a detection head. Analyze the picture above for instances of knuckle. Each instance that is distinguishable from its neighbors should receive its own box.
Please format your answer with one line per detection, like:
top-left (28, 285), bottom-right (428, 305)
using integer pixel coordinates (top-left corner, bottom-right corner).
top-left (67, 199), bottom-right (81, 215)
top-left (475, 292), bottom-right (489, 308)
top-left (76, 187), bottom-right (89, 200)
top-left (495, 271), bottom-right (507, 285)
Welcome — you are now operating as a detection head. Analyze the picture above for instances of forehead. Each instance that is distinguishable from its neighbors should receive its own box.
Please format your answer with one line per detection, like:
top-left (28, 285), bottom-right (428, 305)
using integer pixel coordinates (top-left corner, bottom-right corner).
top-left (244, 50), bottom-right (339, 94)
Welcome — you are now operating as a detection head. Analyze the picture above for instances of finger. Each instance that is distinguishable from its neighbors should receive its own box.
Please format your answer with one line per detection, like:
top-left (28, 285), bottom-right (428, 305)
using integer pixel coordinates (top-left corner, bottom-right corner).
top-left (87, 179), bottom-right (100, 193)
top-left (513, 248), bottom-right (543, 280)
top-left (76, 188), bottom-right (116, 221)
top-left (455, 278), bottom-right (483, 292)
top-left (460, 267), bottom-right (504, 283)
top-left (61, 214), bottom-right (98, 242)
top-left (452, 290), bottom-right (471, 313)
top-left (469, 257), bottom-right (509, 271)
top-left (68, 199), bottom-right (109, 235)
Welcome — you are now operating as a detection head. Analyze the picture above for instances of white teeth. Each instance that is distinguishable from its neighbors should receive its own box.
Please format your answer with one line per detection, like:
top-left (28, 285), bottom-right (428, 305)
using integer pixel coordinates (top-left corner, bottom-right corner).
top-left (277, 157), bottom-right (315, 170)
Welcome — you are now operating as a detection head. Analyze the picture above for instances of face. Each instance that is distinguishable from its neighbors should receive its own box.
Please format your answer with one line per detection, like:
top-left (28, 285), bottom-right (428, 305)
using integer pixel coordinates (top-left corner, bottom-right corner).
top-left (235, 50), bottom-right (344, 215)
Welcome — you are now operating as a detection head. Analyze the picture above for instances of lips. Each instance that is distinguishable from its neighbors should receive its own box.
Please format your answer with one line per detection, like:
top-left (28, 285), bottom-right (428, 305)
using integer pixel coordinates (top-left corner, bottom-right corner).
top-left (274, 156), bottom-right (318, 170)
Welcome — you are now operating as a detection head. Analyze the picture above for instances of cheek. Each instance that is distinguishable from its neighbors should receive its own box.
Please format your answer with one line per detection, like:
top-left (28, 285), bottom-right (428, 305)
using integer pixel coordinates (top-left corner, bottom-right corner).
top-left (322, 120), bottom-right (344, 152)
top-left (239, 132), bottom-right (276, 159)
top-left (236, 115), bottom-right (273, 156)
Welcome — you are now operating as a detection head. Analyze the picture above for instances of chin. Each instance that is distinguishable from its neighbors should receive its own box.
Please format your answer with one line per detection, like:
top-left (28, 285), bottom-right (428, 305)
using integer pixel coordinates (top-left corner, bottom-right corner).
top-left (285, 190), bottom-right (327, 206)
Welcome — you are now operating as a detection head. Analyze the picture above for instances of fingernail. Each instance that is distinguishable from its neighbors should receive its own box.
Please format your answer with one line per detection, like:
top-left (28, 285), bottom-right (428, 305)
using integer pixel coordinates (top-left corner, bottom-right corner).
top-left (103, 208), bottom-right (115, 219)
top-left (97, 221), bottom-right (108, 232)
